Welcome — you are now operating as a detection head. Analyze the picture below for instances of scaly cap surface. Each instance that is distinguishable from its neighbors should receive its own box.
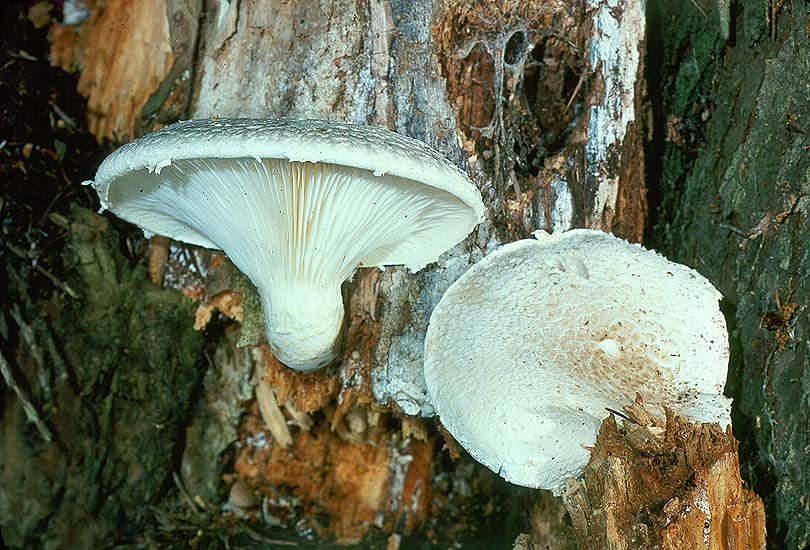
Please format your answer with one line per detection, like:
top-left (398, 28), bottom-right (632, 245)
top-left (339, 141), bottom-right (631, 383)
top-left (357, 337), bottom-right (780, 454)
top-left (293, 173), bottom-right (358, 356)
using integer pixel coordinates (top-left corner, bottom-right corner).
top-left (424, 229), bottom-right (731, 491)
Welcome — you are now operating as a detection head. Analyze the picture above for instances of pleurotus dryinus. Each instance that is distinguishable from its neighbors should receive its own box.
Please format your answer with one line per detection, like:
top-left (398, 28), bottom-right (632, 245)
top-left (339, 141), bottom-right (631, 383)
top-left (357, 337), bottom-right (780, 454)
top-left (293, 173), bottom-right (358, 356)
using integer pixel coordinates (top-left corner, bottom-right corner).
top-left (423, 229), bottom-right (731, 491)
top-left (86, 118), bottom-right (484, 371)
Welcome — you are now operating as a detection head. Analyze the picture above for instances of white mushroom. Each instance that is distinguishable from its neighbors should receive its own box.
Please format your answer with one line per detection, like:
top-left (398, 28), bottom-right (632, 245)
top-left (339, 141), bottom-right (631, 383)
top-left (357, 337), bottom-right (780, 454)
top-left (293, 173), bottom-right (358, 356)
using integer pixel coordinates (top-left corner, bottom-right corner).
top-left (86, 118), bottom-right (484, 371)
top-left (423, 229), bottom-right (731, 491)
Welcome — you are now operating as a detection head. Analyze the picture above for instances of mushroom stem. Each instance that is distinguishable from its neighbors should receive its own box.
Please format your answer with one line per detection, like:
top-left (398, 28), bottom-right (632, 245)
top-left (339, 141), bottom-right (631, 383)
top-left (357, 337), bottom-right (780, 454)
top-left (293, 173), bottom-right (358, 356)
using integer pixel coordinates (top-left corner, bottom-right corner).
top-left (259, 281), bottom-right (344, 371)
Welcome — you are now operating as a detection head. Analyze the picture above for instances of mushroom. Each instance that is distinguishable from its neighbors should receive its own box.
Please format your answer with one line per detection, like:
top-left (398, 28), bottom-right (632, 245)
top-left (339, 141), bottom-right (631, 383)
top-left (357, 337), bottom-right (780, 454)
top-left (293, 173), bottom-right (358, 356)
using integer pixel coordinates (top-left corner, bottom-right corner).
top-left (86, 118), bottom-right (484, 371)
top-left (423, 229), bottom-right (731, 491)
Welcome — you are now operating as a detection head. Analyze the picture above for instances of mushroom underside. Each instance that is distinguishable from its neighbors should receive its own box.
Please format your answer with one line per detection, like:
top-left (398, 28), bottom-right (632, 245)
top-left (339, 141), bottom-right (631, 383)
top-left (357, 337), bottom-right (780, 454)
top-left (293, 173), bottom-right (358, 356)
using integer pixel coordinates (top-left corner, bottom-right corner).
top-left (104, 157), bottom-right (474, 370)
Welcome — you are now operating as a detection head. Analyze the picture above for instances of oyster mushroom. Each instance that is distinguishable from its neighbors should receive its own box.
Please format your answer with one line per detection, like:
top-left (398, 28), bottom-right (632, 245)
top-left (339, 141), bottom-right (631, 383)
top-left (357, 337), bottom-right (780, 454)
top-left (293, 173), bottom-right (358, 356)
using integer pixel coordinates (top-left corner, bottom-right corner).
top-left (423, 229), bottom-right (731, 491)
top-left (86, 118), bottom-right (484, 371)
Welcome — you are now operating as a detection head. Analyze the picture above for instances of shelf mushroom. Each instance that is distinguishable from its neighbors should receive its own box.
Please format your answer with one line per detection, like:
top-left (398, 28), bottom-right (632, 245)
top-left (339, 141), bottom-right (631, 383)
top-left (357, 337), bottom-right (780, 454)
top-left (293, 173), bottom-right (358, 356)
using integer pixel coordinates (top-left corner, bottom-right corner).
top-left (423, 229), bottom-right (731, 492)
top-left (86, 118), bottom-right (484, 371)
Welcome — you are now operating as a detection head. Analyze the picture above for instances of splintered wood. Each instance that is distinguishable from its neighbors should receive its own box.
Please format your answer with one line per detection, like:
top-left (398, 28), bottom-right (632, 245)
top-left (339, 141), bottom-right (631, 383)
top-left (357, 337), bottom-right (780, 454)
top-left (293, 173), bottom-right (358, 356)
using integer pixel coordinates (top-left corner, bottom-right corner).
top-left (259, 344), bottom-right (339, 414)
top-left (50, 0), bottom-right (173, 141)
top-left (562, 402), bottom-right (766, 550)
top-left (193, 290), bottom-right (245, 330)
top-left (147, 235), bottom-right (171, 284)
top-left (235, 346), bottom-right (434, 543)
top-left (235, 407), bottom-right (434, 544)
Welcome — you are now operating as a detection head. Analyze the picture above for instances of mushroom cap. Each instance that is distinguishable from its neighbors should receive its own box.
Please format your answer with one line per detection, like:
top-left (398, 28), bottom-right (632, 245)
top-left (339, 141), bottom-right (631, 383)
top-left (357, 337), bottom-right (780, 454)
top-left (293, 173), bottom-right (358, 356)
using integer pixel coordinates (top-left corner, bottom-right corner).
top-left (87, 118), bottom-right (484, 371)
top-left (92, 118), bottom-right (484, 262)
top-left (423, 229), bottom-right (731, 491)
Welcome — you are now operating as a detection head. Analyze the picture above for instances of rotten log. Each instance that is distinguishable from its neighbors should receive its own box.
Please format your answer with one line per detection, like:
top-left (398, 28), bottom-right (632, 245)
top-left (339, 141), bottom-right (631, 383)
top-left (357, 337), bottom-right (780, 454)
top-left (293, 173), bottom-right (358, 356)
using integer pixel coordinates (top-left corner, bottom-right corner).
top-left (50, 0), bottom-right (647, 412)
top-left (0, 0), bottom-right (775, 546)
top-left (46, 0), bottom-right (651, 543)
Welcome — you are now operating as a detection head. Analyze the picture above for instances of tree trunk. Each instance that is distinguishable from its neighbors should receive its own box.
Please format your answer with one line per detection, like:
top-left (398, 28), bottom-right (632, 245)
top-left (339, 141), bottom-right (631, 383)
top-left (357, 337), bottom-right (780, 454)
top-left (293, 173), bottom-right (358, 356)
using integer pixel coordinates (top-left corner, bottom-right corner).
top-left (650, 1), bottom-right (810, 548)
top-left (4, 0), bottom-right (772, 548)
top-left (50, 0), bottom-right (649, 419)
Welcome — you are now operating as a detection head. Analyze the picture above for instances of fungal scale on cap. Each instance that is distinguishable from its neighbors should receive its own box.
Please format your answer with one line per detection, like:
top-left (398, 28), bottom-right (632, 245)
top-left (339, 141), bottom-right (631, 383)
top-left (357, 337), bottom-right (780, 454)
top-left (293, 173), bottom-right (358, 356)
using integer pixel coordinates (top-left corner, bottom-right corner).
top-left (87, 118), bottom-right (485, 371)
top-left (423, 229), bottom-right (731, 492)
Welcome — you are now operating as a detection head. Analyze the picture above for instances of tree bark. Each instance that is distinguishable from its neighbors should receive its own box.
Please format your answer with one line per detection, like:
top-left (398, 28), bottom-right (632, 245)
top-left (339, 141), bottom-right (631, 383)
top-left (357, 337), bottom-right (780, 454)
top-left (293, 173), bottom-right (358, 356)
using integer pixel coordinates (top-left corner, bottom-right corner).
top-left (651, 1), bottom-right (810, 547)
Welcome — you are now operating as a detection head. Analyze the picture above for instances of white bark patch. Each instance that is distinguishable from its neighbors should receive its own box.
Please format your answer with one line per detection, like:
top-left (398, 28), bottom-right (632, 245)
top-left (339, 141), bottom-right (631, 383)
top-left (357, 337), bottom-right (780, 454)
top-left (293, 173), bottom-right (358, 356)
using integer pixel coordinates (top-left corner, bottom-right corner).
top-left (585, 0), bottom-right (645, 229)
top-left (366, 1), bottom-right (474, 416)
top-left (63, 0), bottom-right (90, 25)
top-left (368, 0), bottom-right (394, 126)
top-left (534, 174), bottom-right (574, 234)
top-left (551, 174), bottom-right (574, 232)
top-left (371, 241), bottom-right (474, 416)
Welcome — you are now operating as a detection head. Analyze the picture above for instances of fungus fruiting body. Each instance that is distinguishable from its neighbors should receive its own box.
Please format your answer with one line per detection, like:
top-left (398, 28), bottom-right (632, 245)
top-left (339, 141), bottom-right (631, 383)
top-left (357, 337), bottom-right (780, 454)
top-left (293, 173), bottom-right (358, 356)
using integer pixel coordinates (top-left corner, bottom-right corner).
top-left (87, 118), bottom-right (484, 371)
top-left (423, 229), bottom-right (731, 491)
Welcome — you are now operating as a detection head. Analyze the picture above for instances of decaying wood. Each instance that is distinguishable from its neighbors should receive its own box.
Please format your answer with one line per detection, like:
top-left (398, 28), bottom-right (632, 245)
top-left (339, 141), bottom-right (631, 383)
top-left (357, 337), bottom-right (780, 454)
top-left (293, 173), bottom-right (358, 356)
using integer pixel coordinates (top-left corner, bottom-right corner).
top-left (234, 404), bottom-right (435, 544)
top-left (49, 0), bottom-right (175, 141)
top-left (50, 0), bottom-right (200, 141)
top-left (526, 491), bottom-right (578, 550)
top-left (193, 289), bottom-right (244, 330)
top-left (48, 0), bottom-right (650, 543)
top-left (562, 401), bottom-right (766, 550)
top-left (148, 234), bottom-right (171, 284)
top-left (253, 353), bottom-right (294, 449)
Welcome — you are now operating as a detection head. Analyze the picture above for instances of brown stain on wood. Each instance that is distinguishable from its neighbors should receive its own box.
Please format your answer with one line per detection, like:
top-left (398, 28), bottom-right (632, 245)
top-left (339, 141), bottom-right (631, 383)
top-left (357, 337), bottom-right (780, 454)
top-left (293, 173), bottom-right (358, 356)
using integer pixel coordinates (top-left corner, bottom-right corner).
top-left (436, 0), bottom-right (577, 145)
top-left (436, 422), bottom-right (462, 461)
top-left (435, 0), bottom-right (647, 240)
top-left (435, 1), bottom-right (582, 232)
top-left (397, 436), bottom-right (435, 534)
top-left (147, 235), bottom-right (171, 284)
top-left (611, 117), bottom-right (648, 242)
